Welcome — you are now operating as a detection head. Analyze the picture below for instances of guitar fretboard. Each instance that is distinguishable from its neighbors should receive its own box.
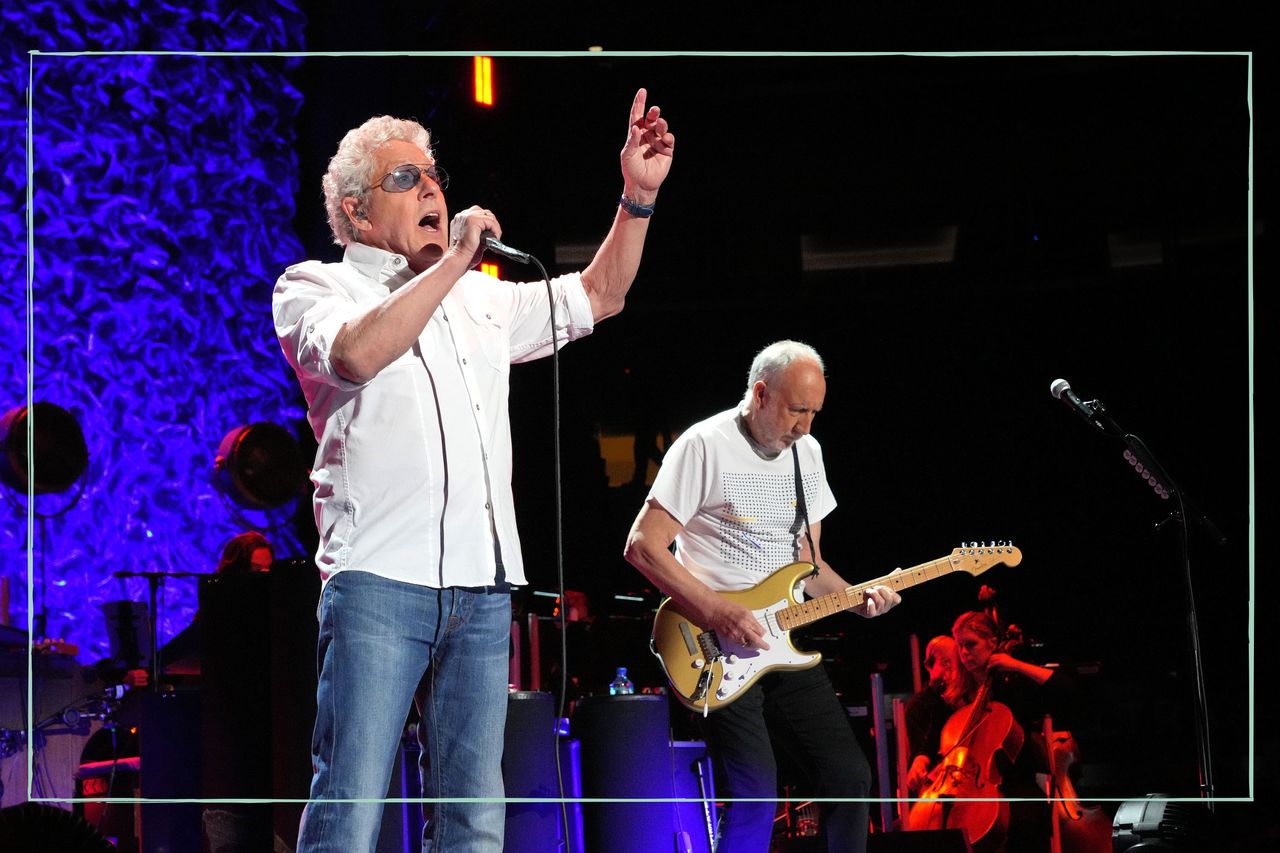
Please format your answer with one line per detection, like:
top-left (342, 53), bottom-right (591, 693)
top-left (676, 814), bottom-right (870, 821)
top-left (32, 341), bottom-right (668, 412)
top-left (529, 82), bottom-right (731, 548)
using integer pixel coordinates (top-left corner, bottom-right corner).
top-left (775, 556), bottom-right (955, 630)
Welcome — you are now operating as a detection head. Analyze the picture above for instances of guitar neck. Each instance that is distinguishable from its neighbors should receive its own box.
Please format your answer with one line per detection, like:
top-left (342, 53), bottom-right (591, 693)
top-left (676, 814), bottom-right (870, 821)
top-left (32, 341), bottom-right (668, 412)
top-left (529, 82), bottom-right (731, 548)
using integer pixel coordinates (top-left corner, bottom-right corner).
top-left (776, 555), bottom-right (956, 630)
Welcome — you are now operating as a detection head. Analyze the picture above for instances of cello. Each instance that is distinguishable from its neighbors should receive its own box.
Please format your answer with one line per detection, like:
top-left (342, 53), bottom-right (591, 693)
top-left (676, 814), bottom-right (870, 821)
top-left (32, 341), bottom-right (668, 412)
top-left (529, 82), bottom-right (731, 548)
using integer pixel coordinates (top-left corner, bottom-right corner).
top-left (905, 670), bottom-right (1025, 851)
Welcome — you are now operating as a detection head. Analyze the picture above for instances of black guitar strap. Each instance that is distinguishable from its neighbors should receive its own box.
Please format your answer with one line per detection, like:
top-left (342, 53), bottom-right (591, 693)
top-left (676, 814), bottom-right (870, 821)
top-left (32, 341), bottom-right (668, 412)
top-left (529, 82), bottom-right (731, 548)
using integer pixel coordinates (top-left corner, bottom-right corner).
top-left (792, 445), bottom-right (817, 570)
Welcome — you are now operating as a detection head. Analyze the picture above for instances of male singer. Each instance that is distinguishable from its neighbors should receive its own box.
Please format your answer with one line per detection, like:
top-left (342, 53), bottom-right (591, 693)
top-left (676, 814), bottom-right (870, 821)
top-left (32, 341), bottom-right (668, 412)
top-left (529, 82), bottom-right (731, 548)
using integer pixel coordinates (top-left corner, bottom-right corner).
top-left (273, 88), bottom-right (674, 852)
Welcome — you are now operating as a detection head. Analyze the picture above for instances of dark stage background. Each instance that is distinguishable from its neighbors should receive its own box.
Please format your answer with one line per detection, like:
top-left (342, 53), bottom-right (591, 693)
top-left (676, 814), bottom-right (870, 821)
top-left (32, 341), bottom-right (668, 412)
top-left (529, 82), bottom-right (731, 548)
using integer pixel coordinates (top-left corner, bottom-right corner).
top-left (1, 15), bottom-right (1262, 844)
top-left (283, 53), bottom-right (1251, 803)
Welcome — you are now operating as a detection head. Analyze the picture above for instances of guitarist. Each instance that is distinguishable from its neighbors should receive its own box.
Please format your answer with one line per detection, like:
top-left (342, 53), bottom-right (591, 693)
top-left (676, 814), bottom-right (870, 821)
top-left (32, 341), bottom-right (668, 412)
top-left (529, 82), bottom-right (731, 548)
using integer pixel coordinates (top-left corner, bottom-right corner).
top-left (624, 340), bottom-right (902, 853)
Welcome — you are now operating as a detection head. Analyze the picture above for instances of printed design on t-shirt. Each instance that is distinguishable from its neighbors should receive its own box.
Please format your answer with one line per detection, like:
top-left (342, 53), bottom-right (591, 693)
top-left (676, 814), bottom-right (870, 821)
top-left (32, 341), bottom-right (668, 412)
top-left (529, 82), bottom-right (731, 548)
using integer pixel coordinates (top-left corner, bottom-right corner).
top-left (719, 471), bottom-right (824, 575)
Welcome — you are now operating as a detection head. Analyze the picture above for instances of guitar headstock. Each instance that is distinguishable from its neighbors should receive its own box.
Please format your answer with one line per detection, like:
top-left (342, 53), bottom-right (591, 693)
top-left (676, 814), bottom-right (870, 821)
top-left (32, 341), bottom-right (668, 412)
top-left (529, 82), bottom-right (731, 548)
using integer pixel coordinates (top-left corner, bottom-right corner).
top-left (949, 541), bottom-right (1022, 575)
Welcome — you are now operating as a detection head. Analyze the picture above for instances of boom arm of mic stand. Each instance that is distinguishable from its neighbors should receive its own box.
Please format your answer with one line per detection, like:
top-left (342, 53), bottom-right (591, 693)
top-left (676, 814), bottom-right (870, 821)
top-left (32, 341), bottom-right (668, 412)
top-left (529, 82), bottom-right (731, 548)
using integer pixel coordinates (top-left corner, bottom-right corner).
top-left (1090, 404), bottom-right (1226, 546)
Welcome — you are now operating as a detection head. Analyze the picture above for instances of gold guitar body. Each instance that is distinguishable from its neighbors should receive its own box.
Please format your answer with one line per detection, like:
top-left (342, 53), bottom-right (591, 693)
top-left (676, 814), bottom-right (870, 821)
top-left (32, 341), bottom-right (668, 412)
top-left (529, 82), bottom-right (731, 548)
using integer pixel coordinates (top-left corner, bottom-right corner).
top-left (651, 561), bottom-right (821, 713)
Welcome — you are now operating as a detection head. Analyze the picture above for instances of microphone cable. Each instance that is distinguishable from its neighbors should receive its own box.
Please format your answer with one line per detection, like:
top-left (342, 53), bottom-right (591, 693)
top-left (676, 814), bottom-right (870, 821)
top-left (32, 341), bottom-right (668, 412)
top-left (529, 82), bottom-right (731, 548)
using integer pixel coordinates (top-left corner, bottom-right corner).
top-left (512, 245), bottom-right (577, 852)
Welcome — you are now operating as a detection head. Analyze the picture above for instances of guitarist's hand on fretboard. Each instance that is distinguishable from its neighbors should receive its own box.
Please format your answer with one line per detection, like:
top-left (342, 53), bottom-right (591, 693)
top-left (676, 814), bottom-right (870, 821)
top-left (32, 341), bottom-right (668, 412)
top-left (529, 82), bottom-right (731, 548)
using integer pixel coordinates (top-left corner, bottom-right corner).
top-left (854, 568), bottom-right (904, 618)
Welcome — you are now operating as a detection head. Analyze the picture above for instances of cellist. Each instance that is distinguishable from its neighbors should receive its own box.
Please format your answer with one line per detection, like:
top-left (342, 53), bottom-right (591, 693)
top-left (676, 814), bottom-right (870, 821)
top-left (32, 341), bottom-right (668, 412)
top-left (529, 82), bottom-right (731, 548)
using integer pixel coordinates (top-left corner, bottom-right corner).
top-left (950, 610), bottom-right (1077, 852)
top-left (904, 635), bottom-right (963, 794)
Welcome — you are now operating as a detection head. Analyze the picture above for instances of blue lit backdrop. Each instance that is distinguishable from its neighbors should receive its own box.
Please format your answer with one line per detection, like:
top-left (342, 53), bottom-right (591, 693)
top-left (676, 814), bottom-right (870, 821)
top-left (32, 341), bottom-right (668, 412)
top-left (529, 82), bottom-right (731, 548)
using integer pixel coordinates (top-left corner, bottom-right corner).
top-left (1, 2), bottom-right (308, 661)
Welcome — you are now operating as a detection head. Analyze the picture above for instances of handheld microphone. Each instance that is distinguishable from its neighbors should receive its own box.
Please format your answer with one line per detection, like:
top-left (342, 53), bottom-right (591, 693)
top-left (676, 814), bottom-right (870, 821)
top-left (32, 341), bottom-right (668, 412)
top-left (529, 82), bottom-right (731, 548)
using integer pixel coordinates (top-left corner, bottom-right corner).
top-left (481, 230), bottom-right (531, 265)
top-left (1049, 378), bottom-right (1104, 430)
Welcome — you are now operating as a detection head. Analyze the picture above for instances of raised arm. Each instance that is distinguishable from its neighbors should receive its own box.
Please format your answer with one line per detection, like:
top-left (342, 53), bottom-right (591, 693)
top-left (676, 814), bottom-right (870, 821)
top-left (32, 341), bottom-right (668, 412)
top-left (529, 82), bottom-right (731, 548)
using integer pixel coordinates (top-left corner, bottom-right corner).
top-left (581, 87), bottom-right (675, 323)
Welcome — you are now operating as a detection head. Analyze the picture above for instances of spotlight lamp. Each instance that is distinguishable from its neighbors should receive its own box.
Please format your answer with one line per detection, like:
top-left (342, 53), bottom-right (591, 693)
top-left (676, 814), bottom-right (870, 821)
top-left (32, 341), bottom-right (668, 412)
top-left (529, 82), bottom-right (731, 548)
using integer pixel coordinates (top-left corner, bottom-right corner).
top-left (213, 422), bottom-right (306, 510)
top-left (1112, 795), bottom-right (1215, 851)
top-left (0, 402), bottom-right (89, 495)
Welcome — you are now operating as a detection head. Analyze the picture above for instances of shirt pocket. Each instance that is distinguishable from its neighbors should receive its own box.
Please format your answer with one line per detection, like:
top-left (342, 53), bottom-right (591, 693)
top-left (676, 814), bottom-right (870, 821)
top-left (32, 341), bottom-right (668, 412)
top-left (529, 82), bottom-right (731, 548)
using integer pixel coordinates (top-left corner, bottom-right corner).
top-left (461, 299), bottom-right (511, 373)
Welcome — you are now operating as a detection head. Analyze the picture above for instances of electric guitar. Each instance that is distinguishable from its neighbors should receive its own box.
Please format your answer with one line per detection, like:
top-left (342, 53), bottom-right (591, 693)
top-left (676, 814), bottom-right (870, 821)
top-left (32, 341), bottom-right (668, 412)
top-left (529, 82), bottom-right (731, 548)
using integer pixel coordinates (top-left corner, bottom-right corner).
top-left (650, 542), bottom-right (1022, 713)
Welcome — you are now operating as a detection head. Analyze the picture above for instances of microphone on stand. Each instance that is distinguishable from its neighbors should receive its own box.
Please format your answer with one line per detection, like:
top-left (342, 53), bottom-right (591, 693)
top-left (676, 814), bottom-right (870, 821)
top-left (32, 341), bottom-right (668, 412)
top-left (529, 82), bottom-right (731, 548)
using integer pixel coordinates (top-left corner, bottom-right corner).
top-left (1049, 378), bottom-right (1106, 432)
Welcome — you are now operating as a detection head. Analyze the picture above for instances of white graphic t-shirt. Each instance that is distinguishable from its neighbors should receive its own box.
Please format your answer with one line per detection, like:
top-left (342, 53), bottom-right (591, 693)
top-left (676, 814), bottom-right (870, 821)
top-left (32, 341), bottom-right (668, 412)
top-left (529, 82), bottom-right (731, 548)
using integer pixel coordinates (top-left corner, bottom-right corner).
top-left (646, 408), bottom-right (837, 591)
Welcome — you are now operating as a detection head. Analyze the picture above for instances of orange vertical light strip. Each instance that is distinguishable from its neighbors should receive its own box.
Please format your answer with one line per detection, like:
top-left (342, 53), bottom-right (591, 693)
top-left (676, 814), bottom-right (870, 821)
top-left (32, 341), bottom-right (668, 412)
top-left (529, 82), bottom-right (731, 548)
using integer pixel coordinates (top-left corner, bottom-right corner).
top-left (480, 261), bottom-right (500, 278)
top-left (473, 56), bottom-right (493, 106)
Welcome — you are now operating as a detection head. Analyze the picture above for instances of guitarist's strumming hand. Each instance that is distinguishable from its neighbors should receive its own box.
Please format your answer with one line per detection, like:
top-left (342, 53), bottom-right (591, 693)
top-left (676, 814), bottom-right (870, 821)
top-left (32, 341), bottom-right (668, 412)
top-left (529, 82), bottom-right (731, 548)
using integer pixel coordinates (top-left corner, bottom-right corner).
top-left (708, 597), bottom-right (771, 651)
top-left (624, 500), bottom-right (773, 651)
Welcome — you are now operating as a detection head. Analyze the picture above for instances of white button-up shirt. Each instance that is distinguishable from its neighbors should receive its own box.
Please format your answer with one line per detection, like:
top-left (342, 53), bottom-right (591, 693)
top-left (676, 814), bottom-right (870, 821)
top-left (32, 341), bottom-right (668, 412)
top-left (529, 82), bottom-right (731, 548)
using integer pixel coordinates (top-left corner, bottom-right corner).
top-left (273, 242), bottom-right (595, 588)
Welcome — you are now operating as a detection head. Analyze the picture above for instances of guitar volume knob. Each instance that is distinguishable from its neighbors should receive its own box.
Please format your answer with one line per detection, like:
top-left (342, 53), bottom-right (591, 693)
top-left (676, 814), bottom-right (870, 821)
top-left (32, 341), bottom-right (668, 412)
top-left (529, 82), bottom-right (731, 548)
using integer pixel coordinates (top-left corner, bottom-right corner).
top-left (692, 658), bottom-right (705, 669)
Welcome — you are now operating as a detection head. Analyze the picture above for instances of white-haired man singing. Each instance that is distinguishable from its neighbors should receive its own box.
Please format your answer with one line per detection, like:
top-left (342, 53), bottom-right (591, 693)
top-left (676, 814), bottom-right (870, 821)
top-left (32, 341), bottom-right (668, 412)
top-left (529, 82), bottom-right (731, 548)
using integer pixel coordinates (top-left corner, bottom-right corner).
top-left (274, 88), bottom-right (674, 852)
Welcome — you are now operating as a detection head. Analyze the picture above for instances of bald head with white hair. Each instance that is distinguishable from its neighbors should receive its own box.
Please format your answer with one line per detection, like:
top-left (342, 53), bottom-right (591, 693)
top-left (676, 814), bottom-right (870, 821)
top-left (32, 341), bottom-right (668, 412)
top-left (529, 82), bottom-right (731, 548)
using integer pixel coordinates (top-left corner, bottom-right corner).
top-left (740, 340), bottom-right (827, 455)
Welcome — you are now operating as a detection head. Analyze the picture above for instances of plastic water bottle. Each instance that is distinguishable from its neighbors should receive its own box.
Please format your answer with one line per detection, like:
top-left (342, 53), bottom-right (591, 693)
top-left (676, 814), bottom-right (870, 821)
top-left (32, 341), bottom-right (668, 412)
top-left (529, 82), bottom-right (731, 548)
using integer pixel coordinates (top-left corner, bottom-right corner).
top-left (608, 666), bottom-right (634, 696)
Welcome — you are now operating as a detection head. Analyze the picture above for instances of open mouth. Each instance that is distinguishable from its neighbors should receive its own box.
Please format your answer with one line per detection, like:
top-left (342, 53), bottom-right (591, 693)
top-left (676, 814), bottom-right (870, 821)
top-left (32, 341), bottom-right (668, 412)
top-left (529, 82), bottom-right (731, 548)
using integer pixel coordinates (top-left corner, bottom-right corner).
top-left (418, 213), bottom-right (440, 231)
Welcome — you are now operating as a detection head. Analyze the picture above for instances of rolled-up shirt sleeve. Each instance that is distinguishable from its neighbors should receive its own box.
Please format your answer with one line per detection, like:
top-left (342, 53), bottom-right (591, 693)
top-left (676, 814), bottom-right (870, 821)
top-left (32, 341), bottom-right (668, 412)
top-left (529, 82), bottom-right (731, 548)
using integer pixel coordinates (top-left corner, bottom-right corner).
top-left (273, 263), bottom-right (368, 393)
top-left (504, 272), bottom-right (596, 363)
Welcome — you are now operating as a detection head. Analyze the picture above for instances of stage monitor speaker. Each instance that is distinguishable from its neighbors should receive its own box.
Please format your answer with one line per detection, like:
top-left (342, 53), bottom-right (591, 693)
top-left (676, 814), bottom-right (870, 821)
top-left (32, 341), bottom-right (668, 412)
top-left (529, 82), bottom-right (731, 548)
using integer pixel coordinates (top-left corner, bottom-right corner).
top-left (575, 693), bottom-right (694, 853)
top-left (502, 691), bottom-right (560, 851)
top-left (867, 828), bottom-right (973, 851)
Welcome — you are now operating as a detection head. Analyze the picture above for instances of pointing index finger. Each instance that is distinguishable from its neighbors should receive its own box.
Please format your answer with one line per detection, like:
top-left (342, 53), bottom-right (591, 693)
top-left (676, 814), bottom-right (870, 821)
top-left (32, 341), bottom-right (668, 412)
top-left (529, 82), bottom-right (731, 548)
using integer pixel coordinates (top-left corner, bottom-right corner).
top-left (630, 87), bottom-right (648, 128)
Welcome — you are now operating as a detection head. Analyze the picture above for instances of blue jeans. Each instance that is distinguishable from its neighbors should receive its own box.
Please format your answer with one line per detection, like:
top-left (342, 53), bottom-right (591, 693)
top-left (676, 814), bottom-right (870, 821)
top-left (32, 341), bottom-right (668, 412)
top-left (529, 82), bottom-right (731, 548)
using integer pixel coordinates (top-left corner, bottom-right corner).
top-left (702, 665), bottom-right (872, 853)
top-left (296, 571), bottom-right (512, 853)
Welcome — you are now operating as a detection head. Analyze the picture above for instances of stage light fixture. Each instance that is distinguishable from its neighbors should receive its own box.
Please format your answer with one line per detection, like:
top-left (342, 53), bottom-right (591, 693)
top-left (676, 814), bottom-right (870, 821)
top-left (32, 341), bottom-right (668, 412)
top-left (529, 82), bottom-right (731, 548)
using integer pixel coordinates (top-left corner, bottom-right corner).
top-left (1112, 795), bottom-right (1215, 851)
top-left (213, 422), bottom-right (306, 509)
top-left (0, 402), bottom-right (88, 494)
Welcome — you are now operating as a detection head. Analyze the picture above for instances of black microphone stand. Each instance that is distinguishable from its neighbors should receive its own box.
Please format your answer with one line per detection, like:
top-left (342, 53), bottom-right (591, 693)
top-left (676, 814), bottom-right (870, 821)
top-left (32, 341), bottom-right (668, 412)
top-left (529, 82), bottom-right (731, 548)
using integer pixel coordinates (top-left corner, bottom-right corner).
top-left (112, 569), bottom-right (206, 690)
top-left (1073, 396), bottom-right (1222, 806)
